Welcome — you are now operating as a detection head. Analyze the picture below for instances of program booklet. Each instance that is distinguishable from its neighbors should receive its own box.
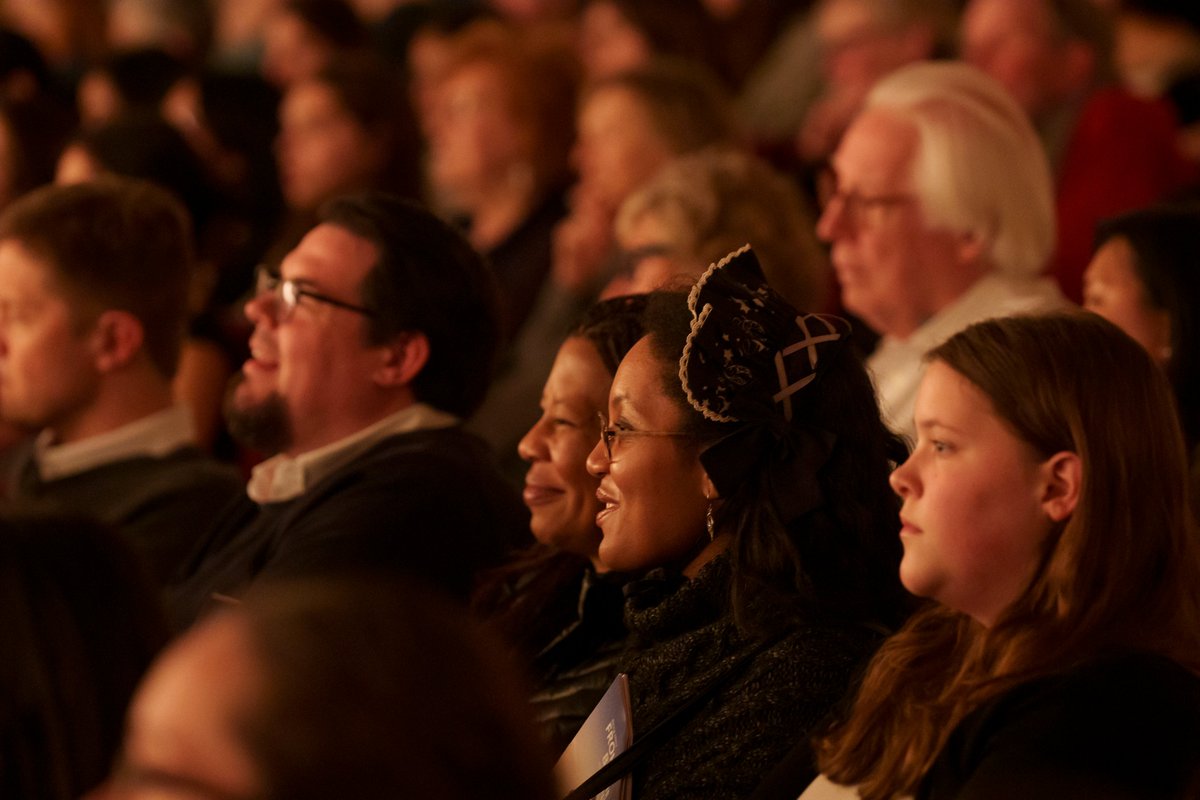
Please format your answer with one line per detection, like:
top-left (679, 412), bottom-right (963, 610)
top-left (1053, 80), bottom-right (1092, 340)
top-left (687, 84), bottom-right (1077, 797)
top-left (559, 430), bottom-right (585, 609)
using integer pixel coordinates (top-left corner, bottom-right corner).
top-left (553, 673), bottom-right (633, 800)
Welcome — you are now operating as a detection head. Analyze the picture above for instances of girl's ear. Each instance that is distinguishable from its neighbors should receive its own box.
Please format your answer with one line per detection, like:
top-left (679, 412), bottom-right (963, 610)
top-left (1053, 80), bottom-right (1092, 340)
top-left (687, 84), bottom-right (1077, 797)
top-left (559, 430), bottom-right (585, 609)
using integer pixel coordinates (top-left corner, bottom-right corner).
top-left (1039, 451), bottom-right (1081, 522)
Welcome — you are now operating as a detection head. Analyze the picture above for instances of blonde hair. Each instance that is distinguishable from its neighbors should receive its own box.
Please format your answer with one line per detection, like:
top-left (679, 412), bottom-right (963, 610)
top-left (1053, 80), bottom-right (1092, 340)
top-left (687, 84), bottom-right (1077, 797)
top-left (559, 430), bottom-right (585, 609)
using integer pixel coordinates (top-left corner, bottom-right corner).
top-left (614, 147), bottom-right (828, 310)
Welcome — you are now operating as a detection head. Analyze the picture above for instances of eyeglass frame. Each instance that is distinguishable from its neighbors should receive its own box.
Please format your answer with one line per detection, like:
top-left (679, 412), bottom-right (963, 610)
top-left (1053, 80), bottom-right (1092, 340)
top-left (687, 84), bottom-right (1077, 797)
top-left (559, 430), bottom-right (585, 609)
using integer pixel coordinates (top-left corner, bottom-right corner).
top-left (597, 413), bottom-right (697, 461)
top-left (254, 266), bottom-right (376, 321)
top-left (815, 165), bottom-right (916, 228)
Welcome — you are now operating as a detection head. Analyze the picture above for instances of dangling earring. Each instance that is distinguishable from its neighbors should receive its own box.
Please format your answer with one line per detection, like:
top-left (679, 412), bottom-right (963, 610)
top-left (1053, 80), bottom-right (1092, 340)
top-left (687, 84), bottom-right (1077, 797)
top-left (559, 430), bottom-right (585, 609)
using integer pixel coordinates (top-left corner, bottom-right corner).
top-left (705, 492), bottom-right (715, 542)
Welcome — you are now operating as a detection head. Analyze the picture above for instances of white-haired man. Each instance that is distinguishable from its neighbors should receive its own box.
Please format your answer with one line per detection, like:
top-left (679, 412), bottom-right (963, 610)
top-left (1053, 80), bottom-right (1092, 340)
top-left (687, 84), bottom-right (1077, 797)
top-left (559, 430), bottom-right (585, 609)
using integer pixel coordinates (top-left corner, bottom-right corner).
top-left (816, 61), bottom-right (1066, 441)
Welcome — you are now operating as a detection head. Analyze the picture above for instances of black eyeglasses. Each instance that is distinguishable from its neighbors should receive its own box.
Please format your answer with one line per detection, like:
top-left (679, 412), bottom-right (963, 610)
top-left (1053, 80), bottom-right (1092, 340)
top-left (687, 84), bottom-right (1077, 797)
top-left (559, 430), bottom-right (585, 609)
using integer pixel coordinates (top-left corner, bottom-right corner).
top-left (597, 413), bottom-right (695, 460)
top-left (255, 267), bottom-right (375, 322)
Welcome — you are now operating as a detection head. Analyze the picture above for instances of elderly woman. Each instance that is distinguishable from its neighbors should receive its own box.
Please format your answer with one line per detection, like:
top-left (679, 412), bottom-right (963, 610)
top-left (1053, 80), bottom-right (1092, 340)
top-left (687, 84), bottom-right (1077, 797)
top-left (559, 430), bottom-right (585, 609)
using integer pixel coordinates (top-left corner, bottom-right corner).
top-left (473, 295), bottom-right (646, 753)
top-left (575, 247), bottom-right (910, 799)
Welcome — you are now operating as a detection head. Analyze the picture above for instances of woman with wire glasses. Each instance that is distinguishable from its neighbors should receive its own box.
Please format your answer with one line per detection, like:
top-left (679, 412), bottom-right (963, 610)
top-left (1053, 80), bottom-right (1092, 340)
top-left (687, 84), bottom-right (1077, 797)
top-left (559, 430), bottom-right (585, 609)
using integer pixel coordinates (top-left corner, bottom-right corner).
top-left (574, 246), bottom-right (911, 800)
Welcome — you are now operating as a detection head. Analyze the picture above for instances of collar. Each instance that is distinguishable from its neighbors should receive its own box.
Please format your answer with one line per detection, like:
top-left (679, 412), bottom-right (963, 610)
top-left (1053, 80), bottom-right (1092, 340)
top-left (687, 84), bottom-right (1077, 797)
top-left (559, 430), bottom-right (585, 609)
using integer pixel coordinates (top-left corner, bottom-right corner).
top-left (247, 403), bottom-right (459, 504)
top-left (35, 405), bottom-right (196, 482)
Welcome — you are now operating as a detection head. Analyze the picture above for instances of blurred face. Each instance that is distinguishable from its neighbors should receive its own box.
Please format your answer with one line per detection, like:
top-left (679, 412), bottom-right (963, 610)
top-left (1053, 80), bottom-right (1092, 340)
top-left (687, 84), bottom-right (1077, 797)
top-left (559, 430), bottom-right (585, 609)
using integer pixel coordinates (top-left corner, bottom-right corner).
top-left (817, 0), bottom-right (914, 89)
top-left (261, 10), bottom-right (334, 88)
top-left (890, 360), bottom-right (1055, 626)
top-left (578, 1), bottom-right (652, 81)
top-left (816, 109), bottom-right (965, 339)
top-left (517, 337), bottom-right (611, 558)
top-left (960, 0), bottom-right (1065, 119)
top-left (231, 223), bottom-right (391, 456)
top-left (1083, 237), bottom-right (1172, 362)
top-left (107, 613), bottom-right (263, 800)
top-left (573, 86), bottom-right (674, 210)
top-left (0, 239), bottom-right (101, 442)
top-left (585, 336), bottom-right (711, 574)
top-left (276, 81), bottom-right (383, 210)
top-left (605, 209), bottom-right (689, 297)
top-left (427, 60), bottom-right (526, 210)
top-left (77, 71), bottom-right (121, 128)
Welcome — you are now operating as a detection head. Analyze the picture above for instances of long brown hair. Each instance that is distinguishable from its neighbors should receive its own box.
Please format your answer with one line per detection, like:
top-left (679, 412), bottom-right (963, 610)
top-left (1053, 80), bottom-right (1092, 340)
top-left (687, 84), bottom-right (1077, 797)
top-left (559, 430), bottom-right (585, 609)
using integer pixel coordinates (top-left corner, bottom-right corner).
top-left (818, 312), bottom-right (1200, 798)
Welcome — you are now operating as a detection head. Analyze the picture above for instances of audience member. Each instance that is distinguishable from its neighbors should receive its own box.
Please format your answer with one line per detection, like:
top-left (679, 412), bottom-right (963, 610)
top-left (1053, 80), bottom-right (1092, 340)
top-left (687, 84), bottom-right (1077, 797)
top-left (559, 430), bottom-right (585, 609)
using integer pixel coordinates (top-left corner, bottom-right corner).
top-left (961, 0), bottom-right (1195, 302)
top-left (275, 53), bottom-right (421, 217)
top-left (575, 248), bottom-right (909, 798)
top-left (260, 0), bottom-right (367, 88)
top-left (473, 295), bottom-right (646, 753)
top-left (425, 18), bottom-right (579, 338)
top-left (797, 0), bottom-right (957, 167)
top-left (607, 146), bottom-right (828, 311)
top-left (1085, 204), bottom-right (1200, 469)
top-left (816, 61), bottom-right (1065, 441)
top-left (0, 512), bottom-right (167, 800)
top-left (575, 0), bottom-right (721, 85)
top-left (168, 193), bottom-right (528, 628)
top-left (816, 313), bottom-right (1200, 798)
top-left (106, 577), bottom-right (555, 800)
top-left (0, 97), bottom-right (74, 212)
top-left (0, 179), bottom-right (241, 583)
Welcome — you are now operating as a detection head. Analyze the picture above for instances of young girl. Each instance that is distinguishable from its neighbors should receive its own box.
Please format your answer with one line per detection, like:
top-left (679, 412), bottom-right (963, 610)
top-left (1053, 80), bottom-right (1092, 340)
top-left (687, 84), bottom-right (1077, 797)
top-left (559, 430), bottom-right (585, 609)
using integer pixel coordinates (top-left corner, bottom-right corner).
top-left (817, 312), bottom-right (1200, 799)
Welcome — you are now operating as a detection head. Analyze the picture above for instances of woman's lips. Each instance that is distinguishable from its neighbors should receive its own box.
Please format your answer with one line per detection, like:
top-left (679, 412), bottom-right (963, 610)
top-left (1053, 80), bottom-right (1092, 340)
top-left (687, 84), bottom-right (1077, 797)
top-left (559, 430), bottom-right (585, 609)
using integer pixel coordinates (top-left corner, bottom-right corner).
top-left (899, 516), bottom-right (922, 536)
top-left (595, 486), bottom-right (618, 526)
top-left (522, 483), bottom-right (563, 507)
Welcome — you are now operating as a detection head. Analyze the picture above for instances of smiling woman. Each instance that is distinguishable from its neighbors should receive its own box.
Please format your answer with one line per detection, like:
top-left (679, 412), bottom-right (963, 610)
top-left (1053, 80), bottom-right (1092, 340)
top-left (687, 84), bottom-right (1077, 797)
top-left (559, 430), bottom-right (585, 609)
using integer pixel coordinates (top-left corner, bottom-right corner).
top-left (575, 247), bottom-right (910, 800)
top-left (472, 295), bottom-right (647, 753)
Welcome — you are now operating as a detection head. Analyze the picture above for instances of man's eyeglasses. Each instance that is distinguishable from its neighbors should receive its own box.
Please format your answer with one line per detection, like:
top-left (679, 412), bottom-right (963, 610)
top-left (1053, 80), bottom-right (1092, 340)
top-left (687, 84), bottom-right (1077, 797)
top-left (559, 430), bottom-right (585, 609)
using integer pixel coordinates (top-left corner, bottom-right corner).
top-left (597, 413), bottom-right (695, 460)
top-left (816, 166), bottom-right (915, 228)
top-left (255, 267), bottom-right (375, 322)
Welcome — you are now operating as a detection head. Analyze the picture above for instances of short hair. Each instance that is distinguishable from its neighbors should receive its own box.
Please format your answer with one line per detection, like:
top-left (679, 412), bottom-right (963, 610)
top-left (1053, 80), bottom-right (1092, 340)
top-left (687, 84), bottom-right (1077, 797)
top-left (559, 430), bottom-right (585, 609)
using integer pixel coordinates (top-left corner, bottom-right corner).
top-left (319, 193), bottom-right (502, 417)
top-left (615, 147), bottom-right (828, 310)
top-left (0, 178), bottom-right (194, 377)
top-left (1094, 204), bottom-right (1200, 449)
top-left (585, 58), bottom-right (739, 155)
top-left (864, 61), bottom-right (1056, 279)
top-left (236, 577), bottom-right (556, 800)
top-left (0, 512), bottom-right (167, 800)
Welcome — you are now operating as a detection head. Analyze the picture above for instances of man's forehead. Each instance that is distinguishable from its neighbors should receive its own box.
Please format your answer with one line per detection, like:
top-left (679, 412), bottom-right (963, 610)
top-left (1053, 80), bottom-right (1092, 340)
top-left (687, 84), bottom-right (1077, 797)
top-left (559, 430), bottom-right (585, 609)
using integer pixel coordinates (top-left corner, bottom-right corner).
top-left (282, 223), bottom-right (379, 283)
top-left (834, 109), bottom-right (918, 186)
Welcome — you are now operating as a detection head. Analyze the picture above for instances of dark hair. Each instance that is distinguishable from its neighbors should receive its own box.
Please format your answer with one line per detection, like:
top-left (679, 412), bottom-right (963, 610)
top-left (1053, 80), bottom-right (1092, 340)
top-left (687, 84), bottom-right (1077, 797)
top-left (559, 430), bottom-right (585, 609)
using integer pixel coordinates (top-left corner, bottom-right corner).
top-left (92, 48), bottom-right (188, 113)
top-left (1094, 204), bottom-right (1200, 449)
top-left (820, 313), bottom-right (1200, 798)
top-left (0, 97), bottom-right (75, 202)
top-left (0, 178), bottom-right (193, 377)
top-left (0, 513), bottom-right (167, 800)
top-left (319, 192), bottom-right (501, 416)
top-left (572, 293), bottom-right (650, 374)
top-left (311, 53), bottom-right (421, 201)
top-left (641, 290), bottom-right (910, 634)
top-left (70, 112), bottom-right (216, 233)
top-left (0, 27), bottom-right (51, 95)
top-left (282, 0), bottom-right (368, 50)
top-left (587, 58), bottom-right (739, 155)
top-left (238, 577), bottom-right (555, 800)
top-left (585, 0), bottom-right (726, 83)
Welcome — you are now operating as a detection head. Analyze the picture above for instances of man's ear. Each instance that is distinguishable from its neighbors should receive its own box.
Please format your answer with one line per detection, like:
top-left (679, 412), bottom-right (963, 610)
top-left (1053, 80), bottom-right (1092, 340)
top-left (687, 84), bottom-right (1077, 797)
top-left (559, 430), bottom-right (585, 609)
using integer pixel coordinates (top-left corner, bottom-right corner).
top-left (373, 331), bottom-right (430, 388)
top-left (1039, 450), bottom-right (1081, 523)
top-left (89, 310), bottom-right (145, 373)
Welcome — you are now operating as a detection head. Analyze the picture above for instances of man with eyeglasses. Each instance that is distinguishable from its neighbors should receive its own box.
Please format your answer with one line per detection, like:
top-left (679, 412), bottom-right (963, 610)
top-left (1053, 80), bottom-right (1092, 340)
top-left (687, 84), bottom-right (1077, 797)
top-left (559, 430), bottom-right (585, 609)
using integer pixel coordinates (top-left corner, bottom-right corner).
top-left (816, 61), bottom-right (1066, 442)
top-left (168, 193), bottom-right (529, 629)
top-left (0, 178), bottom-right (241, 584)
